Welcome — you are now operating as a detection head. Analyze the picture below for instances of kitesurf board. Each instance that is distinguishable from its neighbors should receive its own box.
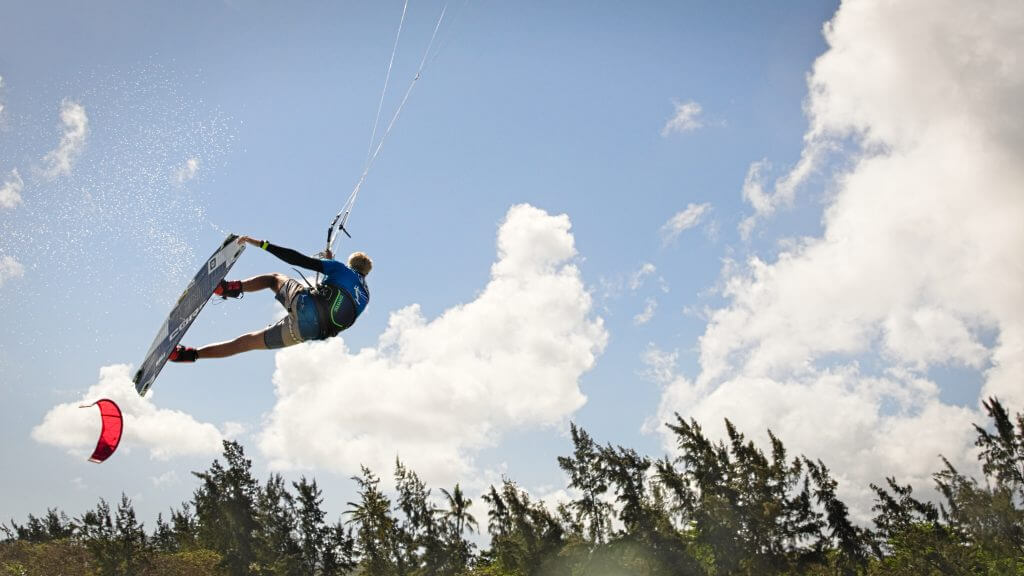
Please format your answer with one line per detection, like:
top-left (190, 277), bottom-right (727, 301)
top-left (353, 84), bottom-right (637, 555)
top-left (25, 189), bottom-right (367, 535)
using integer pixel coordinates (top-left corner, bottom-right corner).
top-left (133, 234), bottom-right (246, 396)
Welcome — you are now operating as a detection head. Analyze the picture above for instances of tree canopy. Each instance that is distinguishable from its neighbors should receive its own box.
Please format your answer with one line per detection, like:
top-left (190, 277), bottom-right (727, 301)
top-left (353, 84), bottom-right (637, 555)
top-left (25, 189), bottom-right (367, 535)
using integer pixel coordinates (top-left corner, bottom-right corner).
top-left (3, 397), bottom-right (1022, 575)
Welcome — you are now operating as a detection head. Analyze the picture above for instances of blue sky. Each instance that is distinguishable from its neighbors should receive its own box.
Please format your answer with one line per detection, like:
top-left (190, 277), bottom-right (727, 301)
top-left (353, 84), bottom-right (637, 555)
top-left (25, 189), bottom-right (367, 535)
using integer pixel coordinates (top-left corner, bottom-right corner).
top-left (3, 0), bottom-right (1021, 528)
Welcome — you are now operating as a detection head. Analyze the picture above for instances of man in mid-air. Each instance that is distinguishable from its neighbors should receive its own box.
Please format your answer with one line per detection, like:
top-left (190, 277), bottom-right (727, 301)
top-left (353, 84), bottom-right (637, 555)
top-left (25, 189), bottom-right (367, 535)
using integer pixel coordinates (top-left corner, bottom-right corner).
top-left (169, 235), bottom-right (371, 362)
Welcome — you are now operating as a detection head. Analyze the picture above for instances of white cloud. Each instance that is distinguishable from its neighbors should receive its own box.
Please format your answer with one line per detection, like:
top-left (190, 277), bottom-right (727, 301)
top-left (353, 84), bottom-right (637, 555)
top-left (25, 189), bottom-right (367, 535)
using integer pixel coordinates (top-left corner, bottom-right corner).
top-left (657, 0), bottom-right (1024, 518)
top-left (259, 204), bottom-right (608, 487)
top-left (629, 262), bottom-right (656, 291)
top-left (661, 100), bottom-right (703, 136)
top-left (0, 74), bottom-right (5, 116)
top-left (738, 160), bottom-right (780, 239)
top-left (151, 471), bottom-right (181, 488)
top-left (633, 298), bottom-right (657, 326)
top-left (0, 169), bottom-right (24, 209)
top-left (0, 255), bottom-right (24, 287)
top-left (174, 157), bottom-right (200, 183)
top-left (42, 99), bottom-right (88, 179)
top-left (660, 202), bottom-right (710, 244)
top-left (655, 369), bottom-right (980, 517)
top-left (738, 156), bottom-right (816, 240)
top-left (641, 345), bottom-right (677, 387)
top-left (221, 421), bottom-right (246, 439)
top-left (33, 364), bottom-right (226, 460)
top-left (601, 263), bottom-right (667, 307)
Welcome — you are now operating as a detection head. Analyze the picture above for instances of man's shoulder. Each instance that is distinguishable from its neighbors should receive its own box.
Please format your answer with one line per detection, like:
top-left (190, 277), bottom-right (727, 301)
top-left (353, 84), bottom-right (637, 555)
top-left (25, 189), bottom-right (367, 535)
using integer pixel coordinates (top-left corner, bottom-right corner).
top-left (321, 258), bottom-right (350, 273)
top-left (323, 259), bottom-right (364, 284)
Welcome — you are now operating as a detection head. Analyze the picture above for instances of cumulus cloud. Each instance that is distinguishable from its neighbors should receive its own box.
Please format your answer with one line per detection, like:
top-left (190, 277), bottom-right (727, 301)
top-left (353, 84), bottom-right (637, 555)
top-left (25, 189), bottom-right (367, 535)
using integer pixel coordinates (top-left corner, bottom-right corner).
top-left (655, 369), bottom-right (980, 516)
top-left (0, 169), bottom-right (24, 209)
top-left (33, 364), bottom-right (226, 460)
top-left (660, 202), bottom-right (710, 244)
top-left (42, 99), bottom-right (88, 179)
top-left (259, 204), bottom-right (608, 487)
top-left (657, 0), bottom-right (1024, 518)
top-left (174, 157), bottom-right (200, 183)
top-left (0, 255), bottom-right (25, 287)
top-left (661, 100), bottom-right (703, 136)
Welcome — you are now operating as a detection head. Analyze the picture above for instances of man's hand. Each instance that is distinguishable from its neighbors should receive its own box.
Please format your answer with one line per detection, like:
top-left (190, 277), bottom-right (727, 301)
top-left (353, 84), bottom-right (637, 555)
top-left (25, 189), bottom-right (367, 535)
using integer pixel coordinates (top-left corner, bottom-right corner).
top-left (237, 235), bottom-right (262, 247)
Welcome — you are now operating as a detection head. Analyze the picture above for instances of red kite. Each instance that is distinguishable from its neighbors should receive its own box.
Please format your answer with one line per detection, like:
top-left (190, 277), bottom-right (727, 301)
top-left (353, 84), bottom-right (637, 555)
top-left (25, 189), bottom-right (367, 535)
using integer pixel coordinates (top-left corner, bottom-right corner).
top-left (81, 399), bottom-right (123, 463)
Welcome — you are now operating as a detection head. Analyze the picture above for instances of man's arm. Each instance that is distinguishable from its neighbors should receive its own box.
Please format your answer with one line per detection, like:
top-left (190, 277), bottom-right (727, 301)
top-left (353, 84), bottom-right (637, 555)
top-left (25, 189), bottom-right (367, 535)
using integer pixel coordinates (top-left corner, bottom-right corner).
top-left (237, 235), bottom-right (324, 273)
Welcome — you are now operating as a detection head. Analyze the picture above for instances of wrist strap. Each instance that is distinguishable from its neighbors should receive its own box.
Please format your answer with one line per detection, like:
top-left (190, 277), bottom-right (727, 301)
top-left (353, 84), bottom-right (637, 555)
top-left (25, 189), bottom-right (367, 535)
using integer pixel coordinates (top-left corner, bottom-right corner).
top-left (260, 240), bottom-right (269, 250)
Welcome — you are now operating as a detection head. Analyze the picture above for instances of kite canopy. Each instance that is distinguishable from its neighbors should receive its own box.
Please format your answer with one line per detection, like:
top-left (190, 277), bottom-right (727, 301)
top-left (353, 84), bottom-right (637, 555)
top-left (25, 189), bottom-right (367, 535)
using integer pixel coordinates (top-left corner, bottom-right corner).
top-left (82, 399), bottom-right (123, 463)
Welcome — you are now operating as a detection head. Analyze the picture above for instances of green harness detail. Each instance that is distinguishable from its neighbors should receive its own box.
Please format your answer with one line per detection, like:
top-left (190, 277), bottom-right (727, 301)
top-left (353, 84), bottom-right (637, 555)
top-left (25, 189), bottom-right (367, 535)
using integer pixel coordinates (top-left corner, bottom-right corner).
top-left (329, 291), bottom-right (347, 329)
top-left (311, 283), bottom-right (359, 339)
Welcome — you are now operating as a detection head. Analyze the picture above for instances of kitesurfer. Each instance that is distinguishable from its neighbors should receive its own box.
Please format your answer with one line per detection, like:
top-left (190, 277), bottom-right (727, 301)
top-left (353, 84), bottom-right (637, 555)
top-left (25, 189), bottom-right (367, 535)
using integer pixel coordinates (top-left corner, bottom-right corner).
top-left (168, 235), bottom-right (371, 362)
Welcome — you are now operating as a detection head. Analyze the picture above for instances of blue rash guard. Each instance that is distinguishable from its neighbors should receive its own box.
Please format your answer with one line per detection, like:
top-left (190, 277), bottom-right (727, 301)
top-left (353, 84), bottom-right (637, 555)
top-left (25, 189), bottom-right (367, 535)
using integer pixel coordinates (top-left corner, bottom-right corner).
top-left (261, 241), bottom-right (370, 336)
top-left (318, 258), bottom-right (370, 332)
top-left (320, 259), bottom-right (370, 316)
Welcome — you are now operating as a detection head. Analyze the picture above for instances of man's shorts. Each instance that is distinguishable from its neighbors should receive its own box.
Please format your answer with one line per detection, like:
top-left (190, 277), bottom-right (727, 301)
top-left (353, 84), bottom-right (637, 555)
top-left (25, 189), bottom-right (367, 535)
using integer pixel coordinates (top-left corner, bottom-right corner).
top-left (263, 279), bottom-right (323, 349)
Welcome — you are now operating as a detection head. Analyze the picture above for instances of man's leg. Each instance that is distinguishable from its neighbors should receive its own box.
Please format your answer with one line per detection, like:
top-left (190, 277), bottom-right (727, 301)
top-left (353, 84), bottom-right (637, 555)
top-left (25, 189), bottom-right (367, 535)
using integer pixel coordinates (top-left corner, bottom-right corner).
top-left (238, 273), bottom-right (287, 294)
top-left (199, 273), bottom-right (285, 358)
top-left (217, 273), bottom-right (288, 298)
top-left (172, 274), bottom-right (294, 362)
top-left (195, 330), bottom-right (267, 359)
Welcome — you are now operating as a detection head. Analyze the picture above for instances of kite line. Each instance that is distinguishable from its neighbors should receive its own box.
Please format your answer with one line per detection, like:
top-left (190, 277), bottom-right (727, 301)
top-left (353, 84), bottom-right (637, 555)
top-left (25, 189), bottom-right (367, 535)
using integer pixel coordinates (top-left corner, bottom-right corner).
top-left (325, 1), bottom-right (450, 254)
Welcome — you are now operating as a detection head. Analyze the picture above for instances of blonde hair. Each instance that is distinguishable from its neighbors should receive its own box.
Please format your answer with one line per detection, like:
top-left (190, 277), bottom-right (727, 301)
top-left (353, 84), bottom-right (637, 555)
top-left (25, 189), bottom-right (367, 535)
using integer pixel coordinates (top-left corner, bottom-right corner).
top-left (348, 252), bottom-right (372, 276)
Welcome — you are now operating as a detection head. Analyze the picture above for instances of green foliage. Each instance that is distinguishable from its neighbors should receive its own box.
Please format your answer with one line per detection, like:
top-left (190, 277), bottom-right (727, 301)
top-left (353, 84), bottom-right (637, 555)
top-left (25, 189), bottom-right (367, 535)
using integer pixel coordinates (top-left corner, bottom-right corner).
top-left (343, 460), bottom-right (478, 576)
top-left (663, 416), bottom-right (858, 574)
top-left (348, 466), bottom-right (401, 575)
top-left (557, 424), bottom-right (613, 544)
top-left (192, 440), bottom-right (261, 575)
top-left (1, 509), bottom-right (74, 544)
top-left (151, 503), bottom-right (201, 554)
top-left (870, 397), bottom-right (1024, 574)
top-left (0, 538), bottom-right (90, 576)
top-left (145, 548), bottom-right (226, 575)
top-left (8, 395), bottom-right (1024, 575)
top-left (480, 480), bottom-right (566, 575)
top-left (252, 472), bottom-right (302, 575)
top-left (76, 494), bottom-right (151, 576)
top-left (440, 483), bottom-right (479, 574)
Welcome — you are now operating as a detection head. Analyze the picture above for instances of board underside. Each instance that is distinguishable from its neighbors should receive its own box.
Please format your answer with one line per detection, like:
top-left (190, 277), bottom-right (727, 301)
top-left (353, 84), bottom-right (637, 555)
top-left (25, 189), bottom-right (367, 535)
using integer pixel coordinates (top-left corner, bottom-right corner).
top-left (133, 234), bottom-right (245, 396)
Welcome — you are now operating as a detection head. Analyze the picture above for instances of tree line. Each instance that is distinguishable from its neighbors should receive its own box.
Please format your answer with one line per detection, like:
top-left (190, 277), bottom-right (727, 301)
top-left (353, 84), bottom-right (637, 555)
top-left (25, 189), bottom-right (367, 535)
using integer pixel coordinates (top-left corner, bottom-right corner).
top-left (2, 397), bottom-right (1022, 575)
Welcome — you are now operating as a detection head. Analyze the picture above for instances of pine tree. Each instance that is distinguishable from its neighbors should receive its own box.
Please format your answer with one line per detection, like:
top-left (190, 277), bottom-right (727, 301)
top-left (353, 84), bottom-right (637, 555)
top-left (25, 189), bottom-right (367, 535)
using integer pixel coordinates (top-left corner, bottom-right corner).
top-left (347, 466), bottom-right (401, 576)
top-left (3, 508), bottom-right (74, 543)
top-left (557, 424), bottom-right (612, 544)
top-left (480, 480), bottom-right (565, 576)
top-left (322, 519), bottom-right (357, 575)
top-left (254, 473), bottom-right (302, 575)
top-left (192, 440), bottom-right (261, 576)
top-left (869, 397), bottom-right (1024, 574)
top-left (294, 476), bottom-right (333, 575)
top-left (393, 460), bottom-right (440, 575)
top-left (76, 495), bottom-right (149, 576)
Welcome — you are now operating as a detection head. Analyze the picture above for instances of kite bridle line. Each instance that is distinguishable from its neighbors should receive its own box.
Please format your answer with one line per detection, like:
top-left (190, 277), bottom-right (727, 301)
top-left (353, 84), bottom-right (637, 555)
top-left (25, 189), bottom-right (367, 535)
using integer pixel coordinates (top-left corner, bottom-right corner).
top-left (325, 1), bottom-right (449, 255)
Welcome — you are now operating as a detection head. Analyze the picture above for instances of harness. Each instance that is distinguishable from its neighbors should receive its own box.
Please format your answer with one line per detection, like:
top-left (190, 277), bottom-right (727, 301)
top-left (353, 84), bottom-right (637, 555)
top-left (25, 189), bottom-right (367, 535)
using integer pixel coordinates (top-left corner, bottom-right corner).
top-left (311, 282), bottom-right (360, 339)
top-left (291, 265), bottom-right (366, 340)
